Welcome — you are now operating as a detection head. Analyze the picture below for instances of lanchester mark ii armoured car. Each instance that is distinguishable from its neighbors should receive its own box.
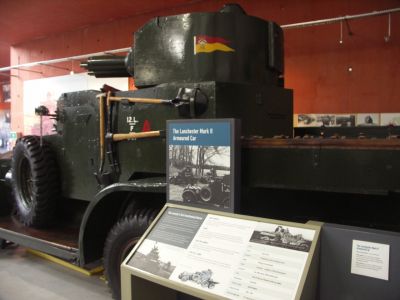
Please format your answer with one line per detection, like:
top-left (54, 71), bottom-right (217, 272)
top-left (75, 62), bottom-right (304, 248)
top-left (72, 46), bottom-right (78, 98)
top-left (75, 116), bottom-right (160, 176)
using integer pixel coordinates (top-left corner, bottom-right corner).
top-left (5, 4), bottom-right (292, 299)
top-left (1, 3), bottom-right (400, 300)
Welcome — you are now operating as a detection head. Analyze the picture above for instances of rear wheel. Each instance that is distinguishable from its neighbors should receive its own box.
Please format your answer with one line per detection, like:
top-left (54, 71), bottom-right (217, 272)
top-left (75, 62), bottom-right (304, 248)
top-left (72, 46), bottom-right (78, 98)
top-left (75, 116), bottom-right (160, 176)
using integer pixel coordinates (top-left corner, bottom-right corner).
top-left (104, 208), bottom-right (159, 300)
top-left (199, 186), bottom-right (212, 202)
top-left (11, 136), bottom-right (59, 227)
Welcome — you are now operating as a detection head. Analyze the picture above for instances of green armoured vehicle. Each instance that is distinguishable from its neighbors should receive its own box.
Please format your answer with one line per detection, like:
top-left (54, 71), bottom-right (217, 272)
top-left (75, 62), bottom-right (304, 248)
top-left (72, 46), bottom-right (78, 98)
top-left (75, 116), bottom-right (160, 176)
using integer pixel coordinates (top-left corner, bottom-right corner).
top-left (0, 4), bottom-right (399, 300)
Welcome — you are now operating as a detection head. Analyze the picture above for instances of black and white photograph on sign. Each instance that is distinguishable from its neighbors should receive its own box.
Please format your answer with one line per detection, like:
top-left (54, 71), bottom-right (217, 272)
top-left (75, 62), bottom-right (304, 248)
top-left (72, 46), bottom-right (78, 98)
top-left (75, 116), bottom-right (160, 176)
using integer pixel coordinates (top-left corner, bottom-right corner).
top-left (380, 113), bottom-right (400, 126)
top-left (178, 269), bottom-right (219, 289)
top-left (297, 114), bottom-right (318, 127)
top-left (297, 114), bottom-right (336, 127)
top-left (170, 260), bottom-right (225, 295)
top-left (129, 239), bottom-right (183, 279)
top-left (316, 114), bottom-right (335, 127)
top-left (356, 113), bottom-right (379, 126)
top-left (168, 145), bottom-right (230, 209)
top-left (335, 114), bottom-right (356, 127)
top-left (250, 223), bottom-right (315, 252)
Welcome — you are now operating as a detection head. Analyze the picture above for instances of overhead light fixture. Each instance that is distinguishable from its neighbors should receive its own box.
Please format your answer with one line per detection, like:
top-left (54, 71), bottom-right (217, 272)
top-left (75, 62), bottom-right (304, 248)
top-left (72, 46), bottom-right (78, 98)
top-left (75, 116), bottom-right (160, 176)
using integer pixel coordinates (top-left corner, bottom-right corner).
top-left (70, 60), bottom-right (74, 75)
top-left (384, 13), bottom-right (391, 42)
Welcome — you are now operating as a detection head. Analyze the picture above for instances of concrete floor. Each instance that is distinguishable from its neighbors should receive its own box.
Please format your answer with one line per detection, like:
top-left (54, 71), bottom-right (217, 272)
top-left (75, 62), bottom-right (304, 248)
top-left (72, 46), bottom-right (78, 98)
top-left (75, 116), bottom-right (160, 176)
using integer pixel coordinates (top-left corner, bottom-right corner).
top-left (0, 244), bottom-right (112, 300)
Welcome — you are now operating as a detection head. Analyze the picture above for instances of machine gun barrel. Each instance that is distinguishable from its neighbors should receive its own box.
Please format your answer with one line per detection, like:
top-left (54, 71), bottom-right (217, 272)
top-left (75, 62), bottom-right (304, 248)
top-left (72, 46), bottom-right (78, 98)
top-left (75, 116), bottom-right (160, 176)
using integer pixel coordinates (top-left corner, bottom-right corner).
top-left (80, 55), bottom-right (131, 78)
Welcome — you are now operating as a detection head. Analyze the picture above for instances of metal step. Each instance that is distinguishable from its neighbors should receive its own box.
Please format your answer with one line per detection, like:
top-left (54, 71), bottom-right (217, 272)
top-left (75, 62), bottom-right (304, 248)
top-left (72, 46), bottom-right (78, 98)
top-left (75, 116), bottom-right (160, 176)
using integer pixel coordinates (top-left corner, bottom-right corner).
top-left (0, 215), bottom-right (79, 262)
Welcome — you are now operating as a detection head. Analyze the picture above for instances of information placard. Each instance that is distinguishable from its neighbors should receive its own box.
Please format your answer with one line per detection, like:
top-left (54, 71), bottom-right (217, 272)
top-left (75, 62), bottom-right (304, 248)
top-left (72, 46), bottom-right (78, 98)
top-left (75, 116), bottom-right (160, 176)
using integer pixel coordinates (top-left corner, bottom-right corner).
top-left (122, 205), bottom-right (320, 300)
top-left (166, 119), bottom-right (240, 213)
top-left (351, 240), bottom-right (390, 281)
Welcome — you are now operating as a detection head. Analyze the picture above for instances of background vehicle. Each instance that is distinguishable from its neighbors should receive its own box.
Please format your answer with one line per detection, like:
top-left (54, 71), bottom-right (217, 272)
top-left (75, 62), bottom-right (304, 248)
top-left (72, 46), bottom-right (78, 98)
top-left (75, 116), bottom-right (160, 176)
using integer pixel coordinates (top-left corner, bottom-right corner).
top-left (179, 269), bottom-right (218, 289)
top-left (182, 174), bottom-right (230, 207)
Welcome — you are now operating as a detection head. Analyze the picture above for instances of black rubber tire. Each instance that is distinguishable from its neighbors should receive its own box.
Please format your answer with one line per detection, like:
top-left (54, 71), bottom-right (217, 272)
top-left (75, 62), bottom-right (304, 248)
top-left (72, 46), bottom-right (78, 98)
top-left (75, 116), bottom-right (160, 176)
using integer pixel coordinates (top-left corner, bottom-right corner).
top-left (104, 208), bottom-right (159, 300)
top-left (199, 186), bottom-right (212, 202)
top-left (182, 189), bottom-right (196, 203)
top-left (11, 136), bottom-right (59, 227)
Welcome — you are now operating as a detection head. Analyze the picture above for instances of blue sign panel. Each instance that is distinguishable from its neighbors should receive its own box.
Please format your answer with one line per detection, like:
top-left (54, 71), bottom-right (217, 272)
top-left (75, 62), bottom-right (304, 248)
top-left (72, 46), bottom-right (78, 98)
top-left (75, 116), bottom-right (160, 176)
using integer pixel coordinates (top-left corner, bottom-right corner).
top-left (166, 119), bottom-right (239, 213)
top-left (168, 121), bottom-right (230, 146)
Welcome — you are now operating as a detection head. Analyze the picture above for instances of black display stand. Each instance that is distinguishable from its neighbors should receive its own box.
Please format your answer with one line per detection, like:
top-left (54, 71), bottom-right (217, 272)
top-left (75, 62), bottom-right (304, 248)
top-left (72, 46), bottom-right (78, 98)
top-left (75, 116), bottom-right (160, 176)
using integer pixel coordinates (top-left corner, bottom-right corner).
top-left (319, 223), bottom-right (400, 300)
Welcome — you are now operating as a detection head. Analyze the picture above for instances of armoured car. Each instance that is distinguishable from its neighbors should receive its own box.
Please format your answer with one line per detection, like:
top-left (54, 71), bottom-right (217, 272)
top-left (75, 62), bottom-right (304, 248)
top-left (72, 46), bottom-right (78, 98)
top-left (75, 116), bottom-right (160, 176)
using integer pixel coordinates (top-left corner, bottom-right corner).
top-left (179, 269), bottom-right (218, 289)
top-left (0, 4), bottom-right (399, 300)
top-left (182, 174), bottom-right (230, 207)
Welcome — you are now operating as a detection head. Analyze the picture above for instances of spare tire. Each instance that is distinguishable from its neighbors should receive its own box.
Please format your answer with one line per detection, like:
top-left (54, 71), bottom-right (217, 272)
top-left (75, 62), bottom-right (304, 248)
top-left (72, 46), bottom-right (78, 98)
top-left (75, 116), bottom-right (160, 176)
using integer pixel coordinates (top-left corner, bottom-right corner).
top-left (11, 136), bottom-right (59, 227)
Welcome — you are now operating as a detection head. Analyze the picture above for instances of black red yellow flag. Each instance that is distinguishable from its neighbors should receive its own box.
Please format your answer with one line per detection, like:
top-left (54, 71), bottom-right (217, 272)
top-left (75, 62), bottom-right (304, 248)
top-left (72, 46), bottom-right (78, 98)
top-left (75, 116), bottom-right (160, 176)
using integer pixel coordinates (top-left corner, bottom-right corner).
top-left (194, 35), bottom-right (235, 54)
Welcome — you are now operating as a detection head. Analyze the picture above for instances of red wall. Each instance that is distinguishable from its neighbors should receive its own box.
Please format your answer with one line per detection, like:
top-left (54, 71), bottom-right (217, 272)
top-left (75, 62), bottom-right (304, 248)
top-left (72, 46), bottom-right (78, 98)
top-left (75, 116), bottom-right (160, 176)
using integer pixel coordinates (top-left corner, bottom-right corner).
top-left (10, 0), bottom-right (400, 132)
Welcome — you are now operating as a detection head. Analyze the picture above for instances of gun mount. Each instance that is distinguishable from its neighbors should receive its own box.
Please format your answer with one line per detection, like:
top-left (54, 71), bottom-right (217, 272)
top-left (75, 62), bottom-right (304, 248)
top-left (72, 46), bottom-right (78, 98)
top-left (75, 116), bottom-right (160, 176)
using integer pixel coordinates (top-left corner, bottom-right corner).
top-left (80, 55), bottom-right (133, 78)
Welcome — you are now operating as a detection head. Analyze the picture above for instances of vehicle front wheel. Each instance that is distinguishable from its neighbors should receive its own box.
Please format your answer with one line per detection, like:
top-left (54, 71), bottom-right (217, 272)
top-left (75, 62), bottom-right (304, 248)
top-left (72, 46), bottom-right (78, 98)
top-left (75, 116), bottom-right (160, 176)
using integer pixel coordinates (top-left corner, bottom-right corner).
top-left (11, 136), bottom-right (59, 227)
top-left (103, 208), bottom-right (159, 300)
top-left (182, 189), bottom-right (196, 203)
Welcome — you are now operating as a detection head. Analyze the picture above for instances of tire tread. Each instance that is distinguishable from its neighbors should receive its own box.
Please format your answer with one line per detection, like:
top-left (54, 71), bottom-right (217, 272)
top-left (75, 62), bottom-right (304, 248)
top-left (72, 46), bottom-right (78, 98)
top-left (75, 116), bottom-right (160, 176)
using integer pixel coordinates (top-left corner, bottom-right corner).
top-left (11, 135), bottom-right (60, 227)
top-left (104, 208), bottom-right (159, 300)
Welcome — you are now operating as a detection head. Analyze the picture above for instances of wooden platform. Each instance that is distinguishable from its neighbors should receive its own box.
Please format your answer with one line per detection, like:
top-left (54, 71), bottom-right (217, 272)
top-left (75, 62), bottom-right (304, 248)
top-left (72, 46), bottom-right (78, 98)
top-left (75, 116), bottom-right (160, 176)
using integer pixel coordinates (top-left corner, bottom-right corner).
top-left (243, 137), bottom-right (400, 150)
top-left (0, 215), bottom-right (79, 261)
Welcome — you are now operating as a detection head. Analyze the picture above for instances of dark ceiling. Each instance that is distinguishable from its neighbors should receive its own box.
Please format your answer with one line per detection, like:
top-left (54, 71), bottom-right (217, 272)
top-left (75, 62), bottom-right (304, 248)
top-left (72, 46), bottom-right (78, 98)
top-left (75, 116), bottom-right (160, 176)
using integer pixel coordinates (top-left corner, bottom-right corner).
top-left (0, 0), bottom-right (203, 67)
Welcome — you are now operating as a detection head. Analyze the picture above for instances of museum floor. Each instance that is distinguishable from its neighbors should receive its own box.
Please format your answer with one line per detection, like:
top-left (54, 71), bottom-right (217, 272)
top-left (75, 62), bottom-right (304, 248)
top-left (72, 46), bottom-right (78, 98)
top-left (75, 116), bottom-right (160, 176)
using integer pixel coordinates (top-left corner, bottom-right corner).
top-left (0, 244), bottom-right (112, 300)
